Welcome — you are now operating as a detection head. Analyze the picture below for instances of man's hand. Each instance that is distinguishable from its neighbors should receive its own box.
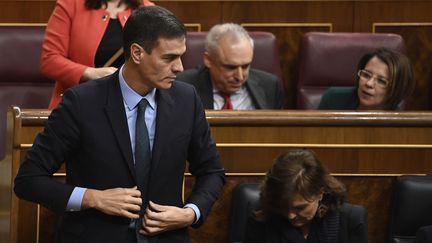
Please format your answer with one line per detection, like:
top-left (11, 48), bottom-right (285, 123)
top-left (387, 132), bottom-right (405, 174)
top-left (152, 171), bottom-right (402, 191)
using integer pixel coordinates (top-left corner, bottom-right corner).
top-left (140, 201), bottom-right (196, 236)
top-left (82, 186), bottom-right (142, 219)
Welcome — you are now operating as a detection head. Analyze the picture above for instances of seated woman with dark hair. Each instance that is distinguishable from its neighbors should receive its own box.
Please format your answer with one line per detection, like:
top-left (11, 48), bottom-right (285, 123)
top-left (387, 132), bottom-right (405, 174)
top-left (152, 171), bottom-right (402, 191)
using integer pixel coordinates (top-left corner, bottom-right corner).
top-left (319, 47), bottom-right (415, 110)
top-left (244, 149), bottom-right (368, 243)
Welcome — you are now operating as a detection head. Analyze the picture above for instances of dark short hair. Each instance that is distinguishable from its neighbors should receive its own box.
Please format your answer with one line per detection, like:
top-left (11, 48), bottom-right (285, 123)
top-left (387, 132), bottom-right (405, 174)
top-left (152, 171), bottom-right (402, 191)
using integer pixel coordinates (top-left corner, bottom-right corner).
top-left (123, 6), bottom-right (186, 59)
top-left (85, 0), bottom-right (141, 10)
top-left (356, 47), bottom-right (415, 110)
top-left (258, 149), bottom-right (346, 220)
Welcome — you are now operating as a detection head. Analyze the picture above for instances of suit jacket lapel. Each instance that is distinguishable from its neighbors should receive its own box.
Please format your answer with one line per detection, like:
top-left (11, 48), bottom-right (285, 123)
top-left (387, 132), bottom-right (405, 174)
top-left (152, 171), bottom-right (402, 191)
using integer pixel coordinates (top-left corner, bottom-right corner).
top-left (104, 74), bottom-right (136, 182)
top-left (196, 67), bottom-right (214, 109)
top-left (247, 77), bottom-right (267, 109)
top-left (151, 88), bottom-right (174, 173)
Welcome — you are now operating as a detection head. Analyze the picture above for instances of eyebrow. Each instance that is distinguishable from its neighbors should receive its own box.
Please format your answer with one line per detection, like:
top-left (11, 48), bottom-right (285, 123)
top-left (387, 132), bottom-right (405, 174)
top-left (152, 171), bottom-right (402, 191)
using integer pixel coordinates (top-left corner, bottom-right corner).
top-left (291, 203), bottom-right (309, 209)
top-left (162, 53), bottom-right (181, 60)
top-left (221, 62), bottom-right (251, 69)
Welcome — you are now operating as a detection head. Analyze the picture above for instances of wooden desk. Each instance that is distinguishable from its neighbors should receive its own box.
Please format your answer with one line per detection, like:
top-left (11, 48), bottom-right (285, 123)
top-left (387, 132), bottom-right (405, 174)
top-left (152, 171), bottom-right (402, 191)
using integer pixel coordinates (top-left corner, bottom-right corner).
top-left (2, 108), bottom-right (432, 243)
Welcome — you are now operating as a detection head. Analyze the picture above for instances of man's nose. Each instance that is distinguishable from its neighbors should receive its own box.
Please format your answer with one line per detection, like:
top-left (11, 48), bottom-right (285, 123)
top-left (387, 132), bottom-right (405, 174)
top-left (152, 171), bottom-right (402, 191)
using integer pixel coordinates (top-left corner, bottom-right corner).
top-left (234, 67), bottom-right (244, 81)
top-left (173, 58), bottom-right (184, 73)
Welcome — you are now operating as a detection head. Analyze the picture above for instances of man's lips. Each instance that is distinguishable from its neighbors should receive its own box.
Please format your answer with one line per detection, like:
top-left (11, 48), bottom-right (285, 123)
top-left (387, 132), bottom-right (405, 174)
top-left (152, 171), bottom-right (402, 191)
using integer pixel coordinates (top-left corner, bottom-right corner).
top-left (228, 82), bottom-right (242, 88)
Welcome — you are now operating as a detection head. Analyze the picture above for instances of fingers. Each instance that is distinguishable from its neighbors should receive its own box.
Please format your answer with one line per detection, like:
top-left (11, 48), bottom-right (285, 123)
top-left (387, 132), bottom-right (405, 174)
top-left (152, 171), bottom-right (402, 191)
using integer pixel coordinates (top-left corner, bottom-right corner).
top-left (139, 226), bottom-right (163, 236)
top-left (122, 209), bottom-right (140, 219)
top-left (141, 211), bottom-right (167, 236)
top-left (127, 186), bottom-right (142, 199)
top-left (140, 203), bottom-right (194, 236)
top-left (140, 203), bottom-right (168, 235)
top-left (103, 67), bottom-right (118, 75)
top-left (87, 186), bottom-right (145, 219)
top-left (148, 201), bottom-right (167, 212)
top-left (119, 187), bottom-right (142, 214)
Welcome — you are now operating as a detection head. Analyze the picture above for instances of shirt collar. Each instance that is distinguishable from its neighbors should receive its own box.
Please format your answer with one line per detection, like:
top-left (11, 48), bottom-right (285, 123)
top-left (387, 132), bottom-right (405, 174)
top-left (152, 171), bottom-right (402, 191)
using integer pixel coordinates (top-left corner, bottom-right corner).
top-left (119, 65), bottom-right (156, 111)
top-left (212, 85), bottom-right (247, 96)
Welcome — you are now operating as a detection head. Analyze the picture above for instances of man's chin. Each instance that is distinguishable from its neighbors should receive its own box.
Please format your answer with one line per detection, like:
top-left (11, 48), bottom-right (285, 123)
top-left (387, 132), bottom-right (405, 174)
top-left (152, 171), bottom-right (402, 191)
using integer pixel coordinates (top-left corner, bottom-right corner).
top-left (289, 219), bottom-right (306, 227)
top-left (159, 81), bottom-right (173, 89)
top-left (227, 87), bottom-right (241, 93)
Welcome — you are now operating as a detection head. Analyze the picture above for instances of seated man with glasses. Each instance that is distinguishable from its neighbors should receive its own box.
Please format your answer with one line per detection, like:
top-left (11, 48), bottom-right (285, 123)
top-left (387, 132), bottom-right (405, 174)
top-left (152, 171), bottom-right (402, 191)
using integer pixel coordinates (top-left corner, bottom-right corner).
top-left (318, 47), bottom-right (415, 110)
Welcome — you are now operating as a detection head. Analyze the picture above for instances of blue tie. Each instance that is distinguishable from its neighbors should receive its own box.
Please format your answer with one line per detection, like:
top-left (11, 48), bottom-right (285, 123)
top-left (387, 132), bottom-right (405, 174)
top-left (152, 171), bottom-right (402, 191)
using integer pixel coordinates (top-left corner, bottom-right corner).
top-left (135, 98), bottom-right (151, 243)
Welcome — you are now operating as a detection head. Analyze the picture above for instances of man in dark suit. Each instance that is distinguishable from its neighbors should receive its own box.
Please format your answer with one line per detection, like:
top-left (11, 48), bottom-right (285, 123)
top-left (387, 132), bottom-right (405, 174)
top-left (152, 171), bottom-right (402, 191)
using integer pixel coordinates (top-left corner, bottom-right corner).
top-left (176, 23), bottom-right (283, 110)
top-left (14, 6), bottom-right (225, 243)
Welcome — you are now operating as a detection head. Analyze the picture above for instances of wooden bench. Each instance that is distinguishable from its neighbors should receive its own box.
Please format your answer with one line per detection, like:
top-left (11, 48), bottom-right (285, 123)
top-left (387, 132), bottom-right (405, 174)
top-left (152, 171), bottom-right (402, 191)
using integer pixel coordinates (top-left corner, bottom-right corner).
top-left (2, 107), bottom-right (432, 242)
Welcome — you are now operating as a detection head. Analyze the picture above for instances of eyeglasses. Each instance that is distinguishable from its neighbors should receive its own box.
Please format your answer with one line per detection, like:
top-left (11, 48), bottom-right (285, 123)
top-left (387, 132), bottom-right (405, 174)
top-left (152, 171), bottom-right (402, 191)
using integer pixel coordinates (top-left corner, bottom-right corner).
top-left (358, 69), bottom-right (389, 88)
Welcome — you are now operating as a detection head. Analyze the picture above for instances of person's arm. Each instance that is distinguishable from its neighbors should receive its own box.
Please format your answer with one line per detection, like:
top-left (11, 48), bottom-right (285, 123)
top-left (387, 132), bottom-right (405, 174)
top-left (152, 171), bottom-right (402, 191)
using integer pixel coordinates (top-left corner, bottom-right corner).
top-left (14, 89), bottom-right (83, 212)
top-left (14, 89), bottom-right (142, 218)
top-left (41, 0), bottom-right (87, 88)
top-left (347, 205), bottom-right (369, 243)
top-left (183, 87), bottom-right (226, 227)
top-left (244, 214), bottom-right (265, 243)
top-left (41, 0), bottom-right (117, 87)
top-left (274, 76), bottom-right (284, 109)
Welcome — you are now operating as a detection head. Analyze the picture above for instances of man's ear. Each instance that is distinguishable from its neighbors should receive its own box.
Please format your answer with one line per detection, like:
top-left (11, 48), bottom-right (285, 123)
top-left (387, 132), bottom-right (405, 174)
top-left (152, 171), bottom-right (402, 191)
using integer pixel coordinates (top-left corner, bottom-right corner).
top-left (203, 52), bottom-right (212, 68)
top-left (130, 43), bottom-right (143, 64)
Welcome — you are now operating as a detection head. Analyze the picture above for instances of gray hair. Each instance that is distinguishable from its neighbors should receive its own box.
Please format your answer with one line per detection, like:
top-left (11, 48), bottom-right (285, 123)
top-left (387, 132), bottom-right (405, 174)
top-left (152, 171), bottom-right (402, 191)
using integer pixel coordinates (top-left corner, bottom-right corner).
top-left (205, 23), bottom-right (254, 56)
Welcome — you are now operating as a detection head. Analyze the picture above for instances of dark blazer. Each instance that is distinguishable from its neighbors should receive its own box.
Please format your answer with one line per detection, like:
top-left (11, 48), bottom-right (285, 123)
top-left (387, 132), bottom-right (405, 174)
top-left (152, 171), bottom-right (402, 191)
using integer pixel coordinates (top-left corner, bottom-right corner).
top-left (319, 86), bottom-right (404, 111)
top-left (14, 71), bottom-right (225, 243)
top-left (176, 66), bottom-right (284, 109)
top-left (318, 87), bottom-right (359, 110)
top-left (244, 203), bottom-right (368, 243)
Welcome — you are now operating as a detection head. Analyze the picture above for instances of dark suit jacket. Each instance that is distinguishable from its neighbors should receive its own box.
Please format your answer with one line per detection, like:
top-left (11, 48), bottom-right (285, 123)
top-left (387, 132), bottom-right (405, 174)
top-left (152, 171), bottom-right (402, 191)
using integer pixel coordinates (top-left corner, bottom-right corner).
top-left (14, 71), bottom-right (225, 243)
top-left (176, 66), bottom-right (284, 109)
top-left (244, 203), bottom-right (368, 243)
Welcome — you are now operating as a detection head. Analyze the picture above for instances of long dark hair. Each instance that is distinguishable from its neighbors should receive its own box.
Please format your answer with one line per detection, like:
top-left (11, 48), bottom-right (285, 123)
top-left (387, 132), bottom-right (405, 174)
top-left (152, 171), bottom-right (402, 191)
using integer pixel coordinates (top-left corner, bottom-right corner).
top-left (85, 0), bottom-right (141, 10)
top-left (257, 149), bottom-right (346, 220)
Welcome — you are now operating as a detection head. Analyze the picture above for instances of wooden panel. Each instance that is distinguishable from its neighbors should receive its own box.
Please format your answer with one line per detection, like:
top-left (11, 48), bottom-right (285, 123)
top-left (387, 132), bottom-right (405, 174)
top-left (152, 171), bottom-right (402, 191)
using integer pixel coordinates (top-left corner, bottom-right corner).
top-left (217, 147), bottom-right (432, 174)
top-left (353, 1), bottom-right (432, 32)
top-left (4, 108), bottom-right (432, 243)
top-left (157, 1), bottom-right (221, 31)
top-left (220, 1), bottom-right (353, 31)
top-left (374, 24), bottom-right (432, 110)
top-left (184, 23), bottom-right (201, 32)
top-left (242, 24), bottom-right (332, 108)
top-left (0, 1), bottom-right (54, 23)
